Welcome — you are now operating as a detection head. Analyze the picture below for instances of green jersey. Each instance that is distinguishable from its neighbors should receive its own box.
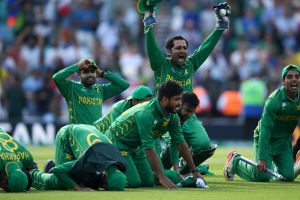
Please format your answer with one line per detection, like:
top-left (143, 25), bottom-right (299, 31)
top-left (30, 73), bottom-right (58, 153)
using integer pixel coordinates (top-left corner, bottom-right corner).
top-left (53, 64), bottom-right (129, 125)
top-left (0, 131), bottom-right (34, 180)
top-left (145, 27), bottom-right (223, 92)
top-left (0, 131), bottom-right (33, 170)
top-left (254, 87), bottom-right (300, 160)
top-left (106, 98), bottom-right (184, 150)
top-left (94, 99), bottom-right (131, 132)
top-left (56, 124), bottom-right (111, 160)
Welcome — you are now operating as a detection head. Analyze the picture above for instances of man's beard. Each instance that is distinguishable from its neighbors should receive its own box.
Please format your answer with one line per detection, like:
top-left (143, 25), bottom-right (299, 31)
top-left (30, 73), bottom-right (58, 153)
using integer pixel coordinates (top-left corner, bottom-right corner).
top-left (165, 104), bottom-right (177, 114)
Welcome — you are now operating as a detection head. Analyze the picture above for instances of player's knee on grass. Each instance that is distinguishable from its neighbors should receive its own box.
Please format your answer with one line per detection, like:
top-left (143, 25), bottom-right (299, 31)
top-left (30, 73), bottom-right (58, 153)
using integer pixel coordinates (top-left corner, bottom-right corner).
top-left (140, 175), bottom-right (155, 187)
top-left (280, 171), bottom-right (294, 182)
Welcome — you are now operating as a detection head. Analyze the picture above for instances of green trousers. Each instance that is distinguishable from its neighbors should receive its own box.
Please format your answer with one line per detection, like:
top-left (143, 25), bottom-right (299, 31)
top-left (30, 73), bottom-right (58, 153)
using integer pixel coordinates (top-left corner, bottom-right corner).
top-left (169, 114), bottom-right (211, 164)
top-left (121, 147), bottom-right (155, 187)
top-left (232, 137), bottom-right (294, 182)
top-left (182, 114), bottom-right (211, 151)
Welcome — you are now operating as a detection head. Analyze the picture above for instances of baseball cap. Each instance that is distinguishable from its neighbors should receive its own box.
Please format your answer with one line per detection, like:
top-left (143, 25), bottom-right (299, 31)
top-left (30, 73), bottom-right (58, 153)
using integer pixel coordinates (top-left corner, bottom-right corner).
top-left (281, 64), bottom-right (300, 78)
top-left (127, 85), bottom-right (153, 100)
top-left (6, 162), bottom-right (28, 192)
top-left (106, 165), bottom-right (126, 191)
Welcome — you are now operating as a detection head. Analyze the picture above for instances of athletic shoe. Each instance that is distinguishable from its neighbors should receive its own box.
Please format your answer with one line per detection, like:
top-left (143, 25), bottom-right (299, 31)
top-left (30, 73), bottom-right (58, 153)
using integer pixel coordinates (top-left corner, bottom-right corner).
top-left (296, 150), bottom-right (300, 164)
top-left (294, 150), bottom-right (300, 178)
top-left (43, 160), bottom-right (56, 173)
top-left (224, 151), bottom-right (239, 181)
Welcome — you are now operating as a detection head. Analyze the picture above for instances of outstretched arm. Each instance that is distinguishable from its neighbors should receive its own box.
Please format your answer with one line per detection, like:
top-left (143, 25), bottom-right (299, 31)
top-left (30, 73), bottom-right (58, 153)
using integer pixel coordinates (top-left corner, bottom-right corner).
top-left (145, 148), bottom-right (177, 189)
top-left (145, 26), bottom-right (166, 71)
top-left (188, 2), bottom-right (231, 71)
top-left (188, 29), bottom-right (223, 71)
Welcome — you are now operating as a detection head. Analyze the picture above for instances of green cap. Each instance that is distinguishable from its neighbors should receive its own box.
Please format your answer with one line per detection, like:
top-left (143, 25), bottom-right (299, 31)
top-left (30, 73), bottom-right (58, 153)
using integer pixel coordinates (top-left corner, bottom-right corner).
top-left (6, 162), bottom-right (28, 192)
top-left (281, 64), bottom-right (300, 78)
top-left (127, 85), bottom-right (153, 100)
top-left (106, 166), bottom-right (126, 191)
top-left (137, 0), bottom-right (161, 14)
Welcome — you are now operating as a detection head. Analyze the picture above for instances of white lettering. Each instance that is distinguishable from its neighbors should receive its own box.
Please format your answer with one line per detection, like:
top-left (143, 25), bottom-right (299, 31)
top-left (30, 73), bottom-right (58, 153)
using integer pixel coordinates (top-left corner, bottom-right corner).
top-left (13, 123), bottom-right (31, 145)
top-left (32, 123), bottom-right (55, 146)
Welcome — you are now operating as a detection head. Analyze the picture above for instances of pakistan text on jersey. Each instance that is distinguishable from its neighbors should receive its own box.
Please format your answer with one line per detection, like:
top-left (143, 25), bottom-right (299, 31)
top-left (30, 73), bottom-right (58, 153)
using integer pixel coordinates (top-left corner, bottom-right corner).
top-left (165, 75), bottom-right (192, 87)
top-left (0, 153), bottom-right (18, 161)
top-left (78, 97), bottom-right (102, 105)
top-left (274, 115), bottom-right (300, 121)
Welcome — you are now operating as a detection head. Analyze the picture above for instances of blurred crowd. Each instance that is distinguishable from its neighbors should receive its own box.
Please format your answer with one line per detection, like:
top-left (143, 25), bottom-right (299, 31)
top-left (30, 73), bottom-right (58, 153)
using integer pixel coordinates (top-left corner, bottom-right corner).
top-left (0, 0), bottom-right (300, 124)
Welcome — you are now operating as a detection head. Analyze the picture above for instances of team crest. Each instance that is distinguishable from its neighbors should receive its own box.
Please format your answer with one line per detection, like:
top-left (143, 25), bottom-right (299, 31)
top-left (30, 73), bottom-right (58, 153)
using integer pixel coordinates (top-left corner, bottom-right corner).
top-left (162, 120), bottom-right (169, 127)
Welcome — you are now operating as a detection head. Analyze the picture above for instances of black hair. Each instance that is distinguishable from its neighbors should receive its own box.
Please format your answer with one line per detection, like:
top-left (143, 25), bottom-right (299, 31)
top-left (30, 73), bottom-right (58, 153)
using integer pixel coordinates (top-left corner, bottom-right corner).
top-left (165, 35), bottom-right (189, 51)
top-left (182, 92), bottom-right (199, 109)
top-left (158, 81), bottom-right (183, 101)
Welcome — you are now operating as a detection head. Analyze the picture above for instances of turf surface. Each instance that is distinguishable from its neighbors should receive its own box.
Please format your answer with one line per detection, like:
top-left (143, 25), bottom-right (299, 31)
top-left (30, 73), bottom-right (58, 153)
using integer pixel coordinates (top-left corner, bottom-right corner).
top-left (1, 146), bottom-right (299, 200)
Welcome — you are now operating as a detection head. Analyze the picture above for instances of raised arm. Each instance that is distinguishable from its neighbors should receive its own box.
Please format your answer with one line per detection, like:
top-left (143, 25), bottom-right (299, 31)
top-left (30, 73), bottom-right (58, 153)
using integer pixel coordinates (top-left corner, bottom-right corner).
top-left (52, 64), bottom-right (78, 97)
top-left (101, 71), bottom-right (130, 100)
top-left (188, 2), bottom-right (231, 71)
top-left (145, 26), bottom-right (166, 71)
top-left (188, 29), bottom-right (223, 71)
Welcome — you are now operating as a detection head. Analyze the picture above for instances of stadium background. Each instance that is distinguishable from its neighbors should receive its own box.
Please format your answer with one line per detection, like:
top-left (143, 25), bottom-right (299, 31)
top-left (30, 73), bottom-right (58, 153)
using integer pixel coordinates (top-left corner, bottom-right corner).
top-left (0, 0), bottom-right (300, 144)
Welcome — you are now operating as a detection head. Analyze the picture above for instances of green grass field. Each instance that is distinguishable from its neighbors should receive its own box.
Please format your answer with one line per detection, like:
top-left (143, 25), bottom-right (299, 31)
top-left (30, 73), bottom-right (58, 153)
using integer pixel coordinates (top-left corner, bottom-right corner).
top-left (1, 145), bottom-right (300, 200)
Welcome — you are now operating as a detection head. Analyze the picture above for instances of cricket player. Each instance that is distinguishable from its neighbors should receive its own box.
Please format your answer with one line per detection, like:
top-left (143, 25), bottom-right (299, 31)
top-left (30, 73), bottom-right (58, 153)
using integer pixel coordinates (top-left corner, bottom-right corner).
top-left (106, 81), bottom-right (205, 188)
top-left (53, 58), bottom-right (130, 125)
top-left (224, 64), bottom-right (300, 182)
top-left (54, 124), bottom-right (111, 165)
top-left (94, 85), bottom-right (153, 132)
top-left (161, 92), bottom-right (216, 174)
top-left (31, 142), bottom-right (127, 191)
top-left (0, 128), bottom-right (34, 192)
top-left (142, 1), bottom-right (231, 173)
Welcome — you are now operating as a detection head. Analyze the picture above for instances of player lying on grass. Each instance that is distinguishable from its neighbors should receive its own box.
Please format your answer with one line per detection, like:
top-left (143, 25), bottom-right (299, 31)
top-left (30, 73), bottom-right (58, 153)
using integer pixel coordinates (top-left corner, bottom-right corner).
top-left (105, 81), bottom-right (205, 188)
top-left (31, 142), bottom-right (127, 191)
top-left (43, 124), bottom-right (113, 171)
top-left (224, 64), bottom-right (300, 182)
top-left (0, 128), bottom-right (36, 192)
